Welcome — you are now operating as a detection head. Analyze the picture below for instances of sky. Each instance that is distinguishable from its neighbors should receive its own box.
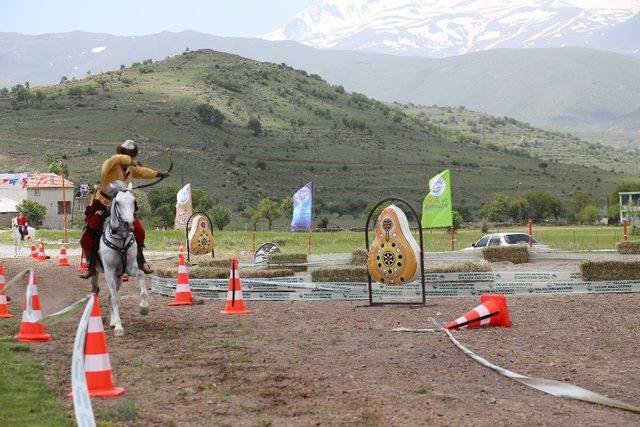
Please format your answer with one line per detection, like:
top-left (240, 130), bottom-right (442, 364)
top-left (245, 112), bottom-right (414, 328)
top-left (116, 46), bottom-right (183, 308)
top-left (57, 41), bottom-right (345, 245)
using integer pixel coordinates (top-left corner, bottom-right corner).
top-left (1, 0), bottom-right (314, 37)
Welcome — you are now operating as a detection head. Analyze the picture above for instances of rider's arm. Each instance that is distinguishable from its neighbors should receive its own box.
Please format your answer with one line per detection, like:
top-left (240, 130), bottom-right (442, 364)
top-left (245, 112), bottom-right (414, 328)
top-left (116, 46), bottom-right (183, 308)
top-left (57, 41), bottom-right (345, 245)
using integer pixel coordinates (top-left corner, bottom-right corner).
top-left (130, 165), bottom-right (159, 179)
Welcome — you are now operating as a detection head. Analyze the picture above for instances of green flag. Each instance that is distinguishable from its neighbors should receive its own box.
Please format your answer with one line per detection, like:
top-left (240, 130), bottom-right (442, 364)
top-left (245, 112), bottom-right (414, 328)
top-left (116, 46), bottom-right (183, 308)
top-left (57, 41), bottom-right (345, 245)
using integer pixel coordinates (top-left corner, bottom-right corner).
top-left (421, 169), bottom-right (452, 228)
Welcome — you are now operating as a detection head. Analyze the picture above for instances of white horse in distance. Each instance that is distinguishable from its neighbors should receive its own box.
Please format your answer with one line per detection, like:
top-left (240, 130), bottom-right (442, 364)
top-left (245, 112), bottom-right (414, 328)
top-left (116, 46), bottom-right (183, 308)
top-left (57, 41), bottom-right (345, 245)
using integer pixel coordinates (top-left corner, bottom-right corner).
top-left (11, 217), bottom-right (36, 257)
top-left (91, 181), bottom-right (149, 337)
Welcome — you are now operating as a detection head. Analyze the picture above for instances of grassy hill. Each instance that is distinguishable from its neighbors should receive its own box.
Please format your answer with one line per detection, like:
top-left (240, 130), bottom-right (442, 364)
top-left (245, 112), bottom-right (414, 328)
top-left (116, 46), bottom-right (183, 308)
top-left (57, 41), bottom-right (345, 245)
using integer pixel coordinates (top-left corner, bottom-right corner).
top-left (401, 105), bottom-right (640, 175)
top-left (0, 49), bottom-right (634, 218)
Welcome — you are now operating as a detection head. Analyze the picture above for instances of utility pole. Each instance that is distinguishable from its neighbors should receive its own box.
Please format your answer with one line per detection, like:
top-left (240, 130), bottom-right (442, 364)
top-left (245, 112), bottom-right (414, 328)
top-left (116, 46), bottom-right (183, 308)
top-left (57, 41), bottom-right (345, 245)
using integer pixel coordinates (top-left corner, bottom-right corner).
top-left (60, 162), bottom-right (68, 243)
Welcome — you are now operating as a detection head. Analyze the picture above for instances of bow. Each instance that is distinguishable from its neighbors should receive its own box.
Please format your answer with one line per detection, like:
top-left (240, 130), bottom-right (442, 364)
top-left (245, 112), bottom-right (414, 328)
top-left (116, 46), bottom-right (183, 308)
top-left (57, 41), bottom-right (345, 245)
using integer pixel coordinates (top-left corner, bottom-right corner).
top-left (133, 158), bottom-right (173, 189)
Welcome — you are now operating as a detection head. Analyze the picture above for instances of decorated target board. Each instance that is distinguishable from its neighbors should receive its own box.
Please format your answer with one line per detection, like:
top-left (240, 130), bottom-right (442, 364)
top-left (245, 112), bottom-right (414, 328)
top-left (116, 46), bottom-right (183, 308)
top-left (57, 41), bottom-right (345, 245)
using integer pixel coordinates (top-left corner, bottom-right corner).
top-left (367, 205), bottom-right (420, 284)
top-left (188, 214), bottom-right (214, 255)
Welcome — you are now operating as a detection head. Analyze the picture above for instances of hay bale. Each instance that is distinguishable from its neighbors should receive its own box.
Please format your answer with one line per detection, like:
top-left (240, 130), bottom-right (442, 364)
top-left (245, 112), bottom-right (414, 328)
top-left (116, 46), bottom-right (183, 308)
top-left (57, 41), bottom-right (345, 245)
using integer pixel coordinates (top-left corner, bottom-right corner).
top-left (581, 260), bottom-right (640, 281)
top-left (311, 266), bottom-right (368, 283)
top-left (268, 253), bottom-right (307, 265)
top-left (424, 261), bottom-right (491, 273)
top-left (197, 258), bottom-right (234, 268)
top-left (350, 248), bottom-right (368, 266)
top-left (617, 241), bottom-right (640, 254)
top-left (483, 245), bottom-right (529, 264)
top-left (154, 266), bottom-right (294, 279)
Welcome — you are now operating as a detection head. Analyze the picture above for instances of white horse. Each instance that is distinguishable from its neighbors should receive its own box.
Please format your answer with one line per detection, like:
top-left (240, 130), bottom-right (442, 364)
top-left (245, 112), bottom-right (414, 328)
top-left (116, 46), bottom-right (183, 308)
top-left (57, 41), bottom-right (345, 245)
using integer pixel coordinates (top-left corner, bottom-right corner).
top-left (91, 181), bottom-right (148, 337)
top-left (11, 217), bottom-right (36, 257)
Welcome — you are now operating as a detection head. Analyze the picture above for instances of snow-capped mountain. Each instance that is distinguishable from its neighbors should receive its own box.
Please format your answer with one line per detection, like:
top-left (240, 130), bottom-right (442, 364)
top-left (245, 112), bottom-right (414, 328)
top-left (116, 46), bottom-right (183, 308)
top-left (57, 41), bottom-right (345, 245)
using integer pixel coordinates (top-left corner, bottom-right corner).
top-left (263, 0), bottom-right (640, 57)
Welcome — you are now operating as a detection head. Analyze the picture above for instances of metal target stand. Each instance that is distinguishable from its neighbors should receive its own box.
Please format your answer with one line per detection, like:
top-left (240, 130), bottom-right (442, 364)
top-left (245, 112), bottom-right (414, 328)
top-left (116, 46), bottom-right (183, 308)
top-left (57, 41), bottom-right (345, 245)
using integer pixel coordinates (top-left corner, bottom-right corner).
top-left (364, 197), bottom-right (426, 306)
top-left (185, 211), bottom-right (215, 263)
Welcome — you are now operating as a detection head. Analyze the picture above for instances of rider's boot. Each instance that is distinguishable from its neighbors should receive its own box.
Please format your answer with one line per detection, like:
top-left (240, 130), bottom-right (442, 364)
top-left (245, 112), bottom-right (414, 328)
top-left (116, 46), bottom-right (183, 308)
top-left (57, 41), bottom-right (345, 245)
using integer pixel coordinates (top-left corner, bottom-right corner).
top-left (80, 245), bottom-right (98, 279)
top-left (137, 244), bottom-right (153, 274)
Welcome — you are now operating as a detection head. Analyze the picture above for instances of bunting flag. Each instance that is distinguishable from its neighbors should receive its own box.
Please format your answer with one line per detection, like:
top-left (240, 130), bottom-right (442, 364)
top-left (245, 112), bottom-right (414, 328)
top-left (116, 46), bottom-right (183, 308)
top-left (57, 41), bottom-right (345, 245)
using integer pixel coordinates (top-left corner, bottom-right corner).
top-left (421, 169), bottom-right (453, 228)
top-left (291, 182), bottom-right (313, 232)
top-left (0, 173), bottom-right (27, 186)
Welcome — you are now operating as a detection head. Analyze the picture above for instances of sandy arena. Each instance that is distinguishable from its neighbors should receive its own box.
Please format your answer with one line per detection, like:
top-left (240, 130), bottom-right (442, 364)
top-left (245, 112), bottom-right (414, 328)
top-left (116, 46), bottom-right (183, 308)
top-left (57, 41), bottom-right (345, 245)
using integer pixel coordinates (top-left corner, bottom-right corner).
top-left (2, 257), bottom-right (640, 426)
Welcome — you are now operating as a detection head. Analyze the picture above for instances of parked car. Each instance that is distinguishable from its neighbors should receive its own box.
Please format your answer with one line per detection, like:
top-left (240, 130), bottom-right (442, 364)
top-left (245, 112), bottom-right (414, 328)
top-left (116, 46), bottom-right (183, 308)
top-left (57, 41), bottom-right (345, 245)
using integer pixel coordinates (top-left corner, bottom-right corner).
top-left (463, 233), bottom-right (549, 251)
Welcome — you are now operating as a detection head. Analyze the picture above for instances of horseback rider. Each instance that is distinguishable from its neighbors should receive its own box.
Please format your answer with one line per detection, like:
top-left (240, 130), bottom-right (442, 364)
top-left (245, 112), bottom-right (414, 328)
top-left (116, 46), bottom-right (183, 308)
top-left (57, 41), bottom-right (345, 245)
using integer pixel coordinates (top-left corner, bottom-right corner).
top-left (16, 212), bottom-right (29, 240)
top-left (80, 140), bottom-right (171, 279)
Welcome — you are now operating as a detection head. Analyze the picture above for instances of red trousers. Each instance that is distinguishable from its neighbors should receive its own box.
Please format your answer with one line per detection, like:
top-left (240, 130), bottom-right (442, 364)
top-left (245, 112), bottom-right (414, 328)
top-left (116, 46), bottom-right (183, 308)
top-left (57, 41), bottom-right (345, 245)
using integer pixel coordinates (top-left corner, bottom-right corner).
top-left (80, 200), bottom-right (145, 253)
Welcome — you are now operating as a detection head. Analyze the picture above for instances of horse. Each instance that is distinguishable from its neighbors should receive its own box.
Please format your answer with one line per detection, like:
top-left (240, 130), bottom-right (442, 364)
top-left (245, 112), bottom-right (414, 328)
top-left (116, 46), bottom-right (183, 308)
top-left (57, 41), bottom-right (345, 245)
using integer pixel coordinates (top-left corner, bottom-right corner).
top-left (91, 181), bottom-right (149, 337)
top-left (11, 217), bottom-right (36, 257)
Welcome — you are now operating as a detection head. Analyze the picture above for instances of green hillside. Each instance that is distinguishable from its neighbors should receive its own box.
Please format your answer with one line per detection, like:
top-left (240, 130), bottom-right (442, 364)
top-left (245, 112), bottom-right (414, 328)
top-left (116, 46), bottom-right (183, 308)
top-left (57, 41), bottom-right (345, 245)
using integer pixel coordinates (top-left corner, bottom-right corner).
top-left (402, 104), bottom-right (640, 175)
top-left (0, 49), bottom-right (633, 216)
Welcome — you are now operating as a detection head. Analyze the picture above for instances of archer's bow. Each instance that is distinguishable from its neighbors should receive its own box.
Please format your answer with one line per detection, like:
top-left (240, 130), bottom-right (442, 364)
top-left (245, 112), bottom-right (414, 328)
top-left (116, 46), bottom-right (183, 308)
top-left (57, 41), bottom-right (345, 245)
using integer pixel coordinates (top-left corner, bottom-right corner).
top-left (134, 158), bottom-right (173, 189)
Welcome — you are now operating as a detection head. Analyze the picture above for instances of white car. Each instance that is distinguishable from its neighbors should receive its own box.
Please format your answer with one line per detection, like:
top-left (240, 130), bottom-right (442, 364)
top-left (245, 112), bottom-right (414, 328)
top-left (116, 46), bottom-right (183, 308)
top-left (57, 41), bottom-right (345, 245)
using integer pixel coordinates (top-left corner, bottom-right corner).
top-left (464, 232), bottom-right (549, 251)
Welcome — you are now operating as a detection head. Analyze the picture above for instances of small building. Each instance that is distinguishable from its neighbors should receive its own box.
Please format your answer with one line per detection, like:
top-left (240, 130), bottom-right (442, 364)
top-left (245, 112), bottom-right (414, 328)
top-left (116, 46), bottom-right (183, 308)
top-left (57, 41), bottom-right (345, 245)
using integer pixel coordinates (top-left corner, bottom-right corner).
top-left (0, 173), bottom-right (74, 228)
top-left (0, 196), bottom-right (18, 228)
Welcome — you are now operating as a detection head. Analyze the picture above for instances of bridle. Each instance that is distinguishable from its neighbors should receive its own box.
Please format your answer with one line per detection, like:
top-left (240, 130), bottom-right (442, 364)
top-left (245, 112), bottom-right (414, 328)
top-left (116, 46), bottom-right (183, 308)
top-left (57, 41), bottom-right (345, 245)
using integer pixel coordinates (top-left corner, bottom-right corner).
top-left (101, 190), bottom-right (135, 273)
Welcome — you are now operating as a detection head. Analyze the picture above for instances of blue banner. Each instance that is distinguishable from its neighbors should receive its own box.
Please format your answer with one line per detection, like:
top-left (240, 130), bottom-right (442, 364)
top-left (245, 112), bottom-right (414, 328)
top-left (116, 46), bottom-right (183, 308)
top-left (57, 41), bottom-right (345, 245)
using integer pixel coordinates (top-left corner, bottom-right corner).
top-left (291, 182), bottom-right (313, 231)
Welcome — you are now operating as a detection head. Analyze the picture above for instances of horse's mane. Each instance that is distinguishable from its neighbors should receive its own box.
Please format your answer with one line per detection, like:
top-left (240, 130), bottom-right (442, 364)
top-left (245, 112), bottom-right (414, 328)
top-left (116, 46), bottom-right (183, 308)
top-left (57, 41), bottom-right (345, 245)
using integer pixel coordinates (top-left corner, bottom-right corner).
top-left (107, 180), bottom-right (129, 195)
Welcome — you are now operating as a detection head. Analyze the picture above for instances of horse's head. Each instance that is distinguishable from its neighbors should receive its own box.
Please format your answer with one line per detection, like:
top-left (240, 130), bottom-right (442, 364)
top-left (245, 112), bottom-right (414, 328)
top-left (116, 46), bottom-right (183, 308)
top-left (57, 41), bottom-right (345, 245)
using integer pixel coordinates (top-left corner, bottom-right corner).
top-left (109, 181), bottom-right (136, 232)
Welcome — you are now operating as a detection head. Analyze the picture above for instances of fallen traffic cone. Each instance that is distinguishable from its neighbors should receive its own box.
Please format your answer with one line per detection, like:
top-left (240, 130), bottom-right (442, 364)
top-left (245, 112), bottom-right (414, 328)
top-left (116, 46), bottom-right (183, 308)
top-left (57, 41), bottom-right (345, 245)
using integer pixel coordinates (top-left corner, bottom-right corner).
top-left (0, 264), bottom-right (12, 318)
top-left (30, 242), bottom-right (38, 259)
top-left (69, 294), bottom-right (125, 398)
top-left (169, 252), bottom-right (194, 306)
top-left (220, 259), bottom-right (252, 315)
top-left (78, 250), bottom-right (88, 272)
top-left (37, 242), bottom-right (47, 262)
top-left (445, 293), bottom-right (510, 330)
top-left (58, 243), bottom-right (70, 267)
top-left (15, 270), bottom-right (51, 342)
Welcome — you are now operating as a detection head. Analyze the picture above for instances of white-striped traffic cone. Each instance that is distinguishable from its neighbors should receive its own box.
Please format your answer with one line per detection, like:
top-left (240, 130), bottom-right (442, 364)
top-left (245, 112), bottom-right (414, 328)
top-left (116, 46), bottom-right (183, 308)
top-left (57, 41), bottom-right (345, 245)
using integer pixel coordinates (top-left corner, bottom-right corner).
top-left (220, 259), bottom-right (251, 315)
top-left (169, 252), bottom-right (194, 306)
top-left (15, 270), bottom-right (50, 342)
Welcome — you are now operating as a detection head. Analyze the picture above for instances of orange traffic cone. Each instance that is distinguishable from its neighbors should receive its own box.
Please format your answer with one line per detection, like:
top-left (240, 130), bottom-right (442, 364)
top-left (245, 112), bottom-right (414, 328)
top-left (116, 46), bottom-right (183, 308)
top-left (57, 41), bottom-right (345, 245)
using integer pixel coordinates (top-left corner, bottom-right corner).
top-left (178, 243), bottom-right (185, 256)
top-left (15, 270), bottom-right (51, 342)
top-left (78, 250), bottom-right (88, 272)
top-left (169, 253), bottom-right (194, 306)
top-left (37, 242), bottom-right (47, 262)
top-left (445, 294), bottom-right (510, 330)
top-left (0, 264), bottom-right (12, 318)
top-left (220, 259), bottom-right (251, 315)
top-left (69, 294), bottom-right (125, 398)
top-left (58, 243), bottom-right (70, 267)
top-left (30, 242), bottom-right (38, 259)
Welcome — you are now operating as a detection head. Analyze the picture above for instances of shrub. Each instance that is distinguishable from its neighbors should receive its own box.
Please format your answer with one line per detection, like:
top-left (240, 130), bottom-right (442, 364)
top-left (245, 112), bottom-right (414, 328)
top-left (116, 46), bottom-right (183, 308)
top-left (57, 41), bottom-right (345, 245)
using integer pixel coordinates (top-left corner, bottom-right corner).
top-left (581, 260), bottom-right (640, 281)
top-left (196, 104), bottom-right (225, 128)
top-left (483, 245), bottom-right (529, 264)
top-left (311, 266), bottom-right (368, 283)
top-left (617, 241), bottom-right (640, 254)
top-left (248, 117), bottom-right (262, 136)
top-left (351, 248), bottom-right (368, 266)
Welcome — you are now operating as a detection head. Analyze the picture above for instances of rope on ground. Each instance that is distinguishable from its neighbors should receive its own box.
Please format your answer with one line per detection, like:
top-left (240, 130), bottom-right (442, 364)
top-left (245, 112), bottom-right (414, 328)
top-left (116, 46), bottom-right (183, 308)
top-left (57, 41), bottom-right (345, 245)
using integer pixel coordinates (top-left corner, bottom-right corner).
top-left (429, 318), bottom-right (640, 414)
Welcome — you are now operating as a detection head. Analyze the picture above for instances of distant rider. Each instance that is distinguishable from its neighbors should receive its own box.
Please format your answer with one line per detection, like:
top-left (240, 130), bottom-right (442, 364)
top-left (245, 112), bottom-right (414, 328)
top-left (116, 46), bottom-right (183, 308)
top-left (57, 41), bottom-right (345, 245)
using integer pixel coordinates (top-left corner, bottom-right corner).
top-left (16, 212), bottom-right (29, 240)
top-left (79, 140), bottom-right (170, 279)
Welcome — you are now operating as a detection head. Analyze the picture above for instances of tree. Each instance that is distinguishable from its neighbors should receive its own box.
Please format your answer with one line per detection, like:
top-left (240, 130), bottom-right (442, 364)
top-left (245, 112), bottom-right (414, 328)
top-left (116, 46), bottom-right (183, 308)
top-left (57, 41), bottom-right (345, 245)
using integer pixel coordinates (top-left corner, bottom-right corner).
top-left (241, 207), bottom-right (259, 230)
top-left (566, 191), bottom-right (591, 223)
top-left (210, 205), bottom-right (231, 230)
top-left (538, 162), bottom-right (548, 174)
top-left (146, 186), bottom-right (217, 227)
top-left (577, 205), bottom-right (600, 224)
top-left (248, 117), bottom-right (262, 137)
top-left (59, 76), bottom-right (68, 85)
top-left (120, 65), bottom-right (126, 70)
top-left (10, 84), bottom-right (31, 104)
top-left (0, 87), bottom-right (8, 98)
top-left (256, 197), bottom-right (282, 230)
top-left (16, 200), bottom-right (46, 225)
top-left (509, 198), bottom-right (529, 223)
top-left (195, 104), bottom-right (225, 128)
top-left (95, 77), bottom-right (108, 91)
top-left (280, 196), bottom-right (293, 219)
top-left (481, 193), bottom-right (511, 221)
top-left (34, 90), bottom-right (46, 105)
top-left (524, 191), bottom-right (563, 220)
top-left (452, 210), bottom-right (463, 230)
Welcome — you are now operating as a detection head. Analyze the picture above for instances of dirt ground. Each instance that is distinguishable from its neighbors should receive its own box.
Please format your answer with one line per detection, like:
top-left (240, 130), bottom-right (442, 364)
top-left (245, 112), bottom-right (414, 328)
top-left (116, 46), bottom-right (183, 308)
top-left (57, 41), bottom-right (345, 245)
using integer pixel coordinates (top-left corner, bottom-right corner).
top-left (2, 257), bottom-right (640, 426)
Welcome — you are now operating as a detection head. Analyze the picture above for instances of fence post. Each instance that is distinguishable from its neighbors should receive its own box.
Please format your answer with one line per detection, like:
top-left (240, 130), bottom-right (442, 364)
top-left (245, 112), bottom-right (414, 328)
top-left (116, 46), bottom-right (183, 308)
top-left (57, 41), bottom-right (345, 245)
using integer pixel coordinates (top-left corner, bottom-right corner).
top-left (450, 226), bottom-right (455, 251)
top-left (573, 230), bottom-right (576, 249)
top-left (252, 231), bottom-right (256, 253)
top-left (623, 219), bottom-right (628, 242)
top-left (528, 219), bottom-right (533, 247)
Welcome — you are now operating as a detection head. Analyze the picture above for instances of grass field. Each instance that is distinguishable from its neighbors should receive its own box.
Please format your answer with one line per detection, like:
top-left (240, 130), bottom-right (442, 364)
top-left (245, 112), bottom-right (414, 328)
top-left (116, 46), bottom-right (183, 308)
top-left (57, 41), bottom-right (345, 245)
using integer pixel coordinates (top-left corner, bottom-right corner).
top-left (0, 322), bottom-right (70, 426)
top-left (0, 225), bottom-right (632, 254)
